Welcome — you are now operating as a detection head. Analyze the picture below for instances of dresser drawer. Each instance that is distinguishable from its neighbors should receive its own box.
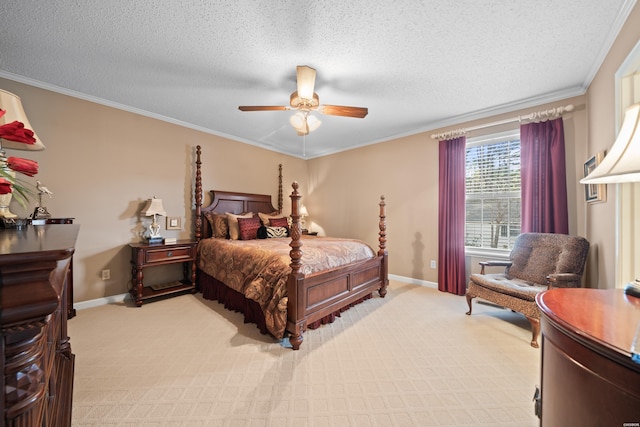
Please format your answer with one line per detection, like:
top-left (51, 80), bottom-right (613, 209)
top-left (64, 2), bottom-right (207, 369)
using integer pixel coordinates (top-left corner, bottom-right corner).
top-left (145, 246), bottom-right (193, 263)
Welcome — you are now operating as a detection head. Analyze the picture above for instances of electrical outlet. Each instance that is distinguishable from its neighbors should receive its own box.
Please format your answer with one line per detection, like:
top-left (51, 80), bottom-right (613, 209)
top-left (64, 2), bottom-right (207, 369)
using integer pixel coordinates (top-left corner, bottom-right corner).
top-left (430, 260), bottom-right (437, 269)
top-left (101, 269), bottom-right (111, 280)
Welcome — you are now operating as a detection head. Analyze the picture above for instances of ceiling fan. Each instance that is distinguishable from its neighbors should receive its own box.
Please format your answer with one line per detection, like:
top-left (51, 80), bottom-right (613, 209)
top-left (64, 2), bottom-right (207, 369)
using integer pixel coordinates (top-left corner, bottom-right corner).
top-left (238, 65), bottom-right (368, 136)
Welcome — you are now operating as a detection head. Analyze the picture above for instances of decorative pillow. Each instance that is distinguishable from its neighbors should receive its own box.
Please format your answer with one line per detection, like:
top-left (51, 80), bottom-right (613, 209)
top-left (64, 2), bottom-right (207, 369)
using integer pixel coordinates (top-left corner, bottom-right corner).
top-left (257, 225), bottom-right (268, 239)
top-left (204, 212), bottom-right (229, 239)
top-left (266, 226), bottom-right (288, 238)
top-left (238, 216), bottom-right (262, 240)
top-left (258, 211), bottom-right (284, 226)
top-left (225, 212), bottom-right (254, 240)
top-left (269, 217), bottom-right (289, 231)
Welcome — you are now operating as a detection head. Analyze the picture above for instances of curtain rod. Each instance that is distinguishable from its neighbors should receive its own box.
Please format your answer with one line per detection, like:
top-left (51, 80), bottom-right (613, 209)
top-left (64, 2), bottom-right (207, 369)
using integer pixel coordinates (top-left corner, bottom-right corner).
top-left (430, 104), bottom-right (575, 140)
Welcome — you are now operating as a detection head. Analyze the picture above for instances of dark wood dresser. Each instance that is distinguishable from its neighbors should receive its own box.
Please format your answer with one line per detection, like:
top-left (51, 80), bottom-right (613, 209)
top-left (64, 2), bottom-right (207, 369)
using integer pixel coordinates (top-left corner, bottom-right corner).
top-left (1, 224), bottom-right (79, 426)
top-left (536, 288), bottom-right (640, 425)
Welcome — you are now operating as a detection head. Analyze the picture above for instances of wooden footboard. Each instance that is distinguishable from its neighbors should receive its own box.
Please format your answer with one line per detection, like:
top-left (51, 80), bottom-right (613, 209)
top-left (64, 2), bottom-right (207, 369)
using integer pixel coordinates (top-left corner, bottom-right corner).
top-left (194, 145), bottom-right (388, 350)
top-left (285, 182), bottom-right (388, 349)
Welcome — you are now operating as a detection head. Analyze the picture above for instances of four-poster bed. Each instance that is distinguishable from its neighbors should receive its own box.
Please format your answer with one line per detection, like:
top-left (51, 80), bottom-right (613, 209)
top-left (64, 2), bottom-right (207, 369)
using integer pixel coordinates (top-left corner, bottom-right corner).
top-left (193, 145), bottom-right (389, 350)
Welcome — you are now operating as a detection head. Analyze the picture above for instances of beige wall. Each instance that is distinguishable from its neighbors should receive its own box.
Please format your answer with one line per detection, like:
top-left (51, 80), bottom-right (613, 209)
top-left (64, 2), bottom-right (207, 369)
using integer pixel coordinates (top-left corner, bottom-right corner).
top-left (0, 78), bottom-right (307, 302)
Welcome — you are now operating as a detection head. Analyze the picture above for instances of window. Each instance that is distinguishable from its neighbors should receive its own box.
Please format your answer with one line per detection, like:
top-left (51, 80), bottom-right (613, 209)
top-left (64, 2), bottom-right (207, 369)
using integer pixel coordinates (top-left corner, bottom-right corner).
top-left (465, 130), bottom-right (521, 251)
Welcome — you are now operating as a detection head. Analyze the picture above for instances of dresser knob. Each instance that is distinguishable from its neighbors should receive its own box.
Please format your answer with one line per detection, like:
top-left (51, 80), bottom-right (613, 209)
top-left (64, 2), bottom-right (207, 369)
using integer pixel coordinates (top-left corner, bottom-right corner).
top-left (167, 251), bottom-right (173, 257)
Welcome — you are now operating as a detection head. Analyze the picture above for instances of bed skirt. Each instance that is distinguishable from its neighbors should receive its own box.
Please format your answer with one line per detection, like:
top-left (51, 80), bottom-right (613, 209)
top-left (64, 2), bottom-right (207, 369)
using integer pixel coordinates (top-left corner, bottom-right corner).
top-left (198, 270), bottom-right (372, 337)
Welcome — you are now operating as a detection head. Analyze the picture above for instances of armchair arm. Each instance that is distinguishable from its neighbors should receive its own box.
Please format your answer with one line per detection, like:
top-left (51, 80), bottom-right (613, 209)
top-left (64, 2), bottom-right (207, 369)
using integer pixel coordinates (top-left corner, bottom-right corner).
top-left (479, 260), bottom-right (512, 275)
top-left (547, 273), bottom-right (582, 288)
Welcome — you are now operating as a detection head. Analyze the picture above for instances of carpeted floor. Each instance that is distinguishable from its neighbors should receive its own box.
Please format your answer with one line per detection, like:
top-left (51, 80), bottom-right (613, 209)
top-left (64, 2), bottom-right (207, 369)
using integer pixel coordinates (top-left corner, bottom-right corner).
top-left (69, 280), bottom-right (540, 426)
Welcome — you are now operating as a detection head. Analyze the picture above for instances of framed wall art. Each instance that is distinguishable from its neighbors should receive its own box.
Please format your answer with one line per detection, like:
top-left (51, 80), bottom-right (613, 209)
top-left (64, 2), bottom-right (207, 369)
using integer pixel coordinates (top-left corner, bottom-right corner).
top-left (583, 151), bottom-right (606, 203)
top-left (166, 216), bottom-right (182, 230)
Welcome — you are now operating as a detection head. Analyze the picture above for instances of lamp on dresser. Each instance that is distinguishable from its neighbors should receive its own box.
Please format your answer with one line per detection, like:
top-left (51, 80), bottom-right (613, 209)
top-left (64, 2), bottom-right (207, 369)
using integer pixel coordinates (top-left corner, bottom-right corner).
top-left (581, 102), bottom-right (640, 297)
top-left (0, 89), bottom-right (45, 218)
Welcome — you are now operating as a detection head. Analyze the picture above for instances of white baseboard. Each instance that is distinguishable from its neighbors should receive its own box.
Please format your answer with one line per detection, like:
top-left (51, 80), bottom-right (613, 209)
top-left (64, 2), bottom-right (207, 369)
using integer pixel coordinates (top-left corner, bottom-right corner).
top-left (389, 274), bottom-right (438, 289)
top-left (74, 293), bottom-right (130, 311)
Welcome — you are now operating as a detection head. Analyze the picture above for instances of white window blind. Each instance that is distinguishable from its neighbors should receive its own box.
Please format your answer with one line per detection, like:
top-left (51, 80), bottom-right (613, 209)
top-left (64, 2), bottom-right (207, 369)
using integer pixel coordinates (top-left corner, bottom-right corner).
top-left (465, 130), bottom-right (521, 251)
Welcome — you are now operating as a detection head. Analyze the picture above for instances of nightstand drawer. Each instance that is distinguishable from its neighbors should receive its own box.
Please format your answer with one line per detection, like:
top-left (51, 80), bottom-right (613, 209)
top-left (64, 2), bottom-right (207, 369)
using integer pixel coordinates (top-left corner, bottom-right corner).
top-left (145, 247), bottom-right (192, 263)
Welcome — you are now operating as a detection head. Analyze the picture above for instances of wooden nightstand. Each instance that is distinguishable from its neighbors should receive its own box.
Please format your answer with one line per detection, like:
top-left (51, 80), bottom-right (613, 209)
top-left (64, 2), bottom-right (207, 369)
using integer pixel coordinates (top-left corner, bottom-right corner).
top-left (302, 230), bottom-right (318, 236)
top-left (129, 240), bottom-right (197, 306)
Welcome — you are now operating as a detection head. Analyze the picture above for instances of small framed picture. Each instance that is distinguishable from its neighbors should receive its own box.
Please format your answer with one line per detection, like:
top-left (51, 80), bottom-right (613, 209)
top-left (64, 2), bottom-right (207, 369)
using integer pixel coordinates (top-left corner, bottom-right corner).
top-left (166, 216), bottom-right (182, 230)
top-left (584, 151), bottom-right (606, 203)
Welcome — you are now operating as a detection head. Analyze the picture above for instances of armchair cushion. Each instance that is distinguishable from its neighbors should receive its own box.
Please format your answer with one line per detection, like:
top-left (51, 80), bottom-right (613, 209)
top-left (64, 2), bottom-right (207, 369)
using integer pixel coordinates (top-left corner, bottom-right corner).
top-left (469, 273), bottom-right (547, 301)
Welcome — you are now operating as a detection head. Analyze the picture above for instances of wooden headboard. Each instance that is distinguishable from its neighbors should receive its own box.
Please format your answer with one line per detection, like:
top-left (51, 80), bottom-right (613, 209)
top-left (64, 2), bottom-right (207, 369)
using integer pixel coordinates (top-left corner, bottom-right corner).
top-left (203, 190), bottom-right (278, 216)
top-left (194, 145), bottom-right (284, 240)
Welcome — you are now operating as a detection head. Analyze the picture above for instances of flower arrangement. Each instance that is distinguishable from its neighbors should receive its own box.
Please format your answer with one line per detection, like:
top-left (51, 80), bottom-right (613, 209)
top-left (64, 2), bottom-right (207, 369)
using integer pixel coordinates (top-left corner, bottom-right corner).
top-left (0, 108), bottom-right (39, 207)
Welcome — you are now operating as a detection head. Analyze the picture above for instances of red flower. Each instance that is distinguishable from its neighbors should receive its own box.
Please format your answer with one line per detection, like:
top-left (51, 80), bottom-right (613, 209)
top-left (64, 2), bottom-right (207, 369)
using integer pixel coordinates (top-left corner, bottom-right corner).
top-left (7, 157), bottom-right (39, 177)
top-left (0, 120), bottom-right (36, 144)
top-left (0, 178), bottom-right (12, 195)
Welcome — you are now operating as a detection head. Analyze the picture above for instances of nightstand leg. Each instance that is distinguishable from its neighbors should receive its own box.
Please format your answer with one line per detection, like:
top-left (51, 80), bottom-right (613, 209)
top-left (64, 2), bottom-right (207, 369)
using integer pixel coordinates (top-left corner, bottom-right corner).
top-left (134, 266), bottom-right (144, 307)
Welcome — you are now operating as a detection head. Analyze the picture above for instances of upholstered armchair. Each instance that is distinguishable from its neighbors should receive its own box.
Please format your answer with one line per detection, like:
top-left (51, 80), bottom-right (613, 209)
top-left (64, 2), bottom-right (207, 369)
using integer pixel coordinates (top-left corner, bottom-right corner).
top-left (465, 233), bottom-right (590, 348)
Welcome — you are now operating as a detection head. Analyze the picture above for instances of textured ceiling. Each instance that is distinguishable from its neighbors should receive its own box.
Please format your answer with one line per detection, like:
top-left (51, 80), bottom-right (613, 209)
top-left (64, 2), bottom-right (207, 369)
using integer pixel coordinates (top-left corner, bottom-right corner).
top-left (0, 1), bottom-right (635, 158)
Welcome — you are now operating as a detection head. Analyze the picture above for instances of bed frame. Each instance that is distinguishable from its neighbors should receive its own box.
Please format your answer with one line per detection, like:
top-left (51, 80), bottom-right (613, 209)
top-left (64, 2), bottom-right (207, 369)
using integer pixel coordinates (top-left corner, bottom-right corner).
top-left (193, 145), bottom-right (388, 350)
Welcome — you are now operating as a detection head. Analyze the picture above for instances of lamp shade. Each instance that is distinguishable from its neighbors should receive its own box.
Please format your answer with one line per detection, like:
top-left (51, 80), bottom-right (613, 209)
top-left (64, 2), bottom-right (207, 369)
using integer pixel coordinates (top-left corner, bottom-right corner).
top-left (142, 197), bottom-right (167, 216)
top-left (581, 103), bottom-right (640, 184)
top-left (299, 205), bottom-right (309, 217)
top-left (0, 89), bottom-right (46, 151)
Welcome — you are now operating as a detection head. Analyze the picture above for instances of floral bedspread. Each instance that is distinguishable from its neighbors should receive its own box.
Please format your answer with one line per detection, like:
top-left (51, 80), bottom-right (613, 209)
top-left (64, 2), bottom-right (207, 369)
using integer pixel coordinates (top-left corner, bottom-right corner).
top-left (197, 236), bottom-right (375, 338)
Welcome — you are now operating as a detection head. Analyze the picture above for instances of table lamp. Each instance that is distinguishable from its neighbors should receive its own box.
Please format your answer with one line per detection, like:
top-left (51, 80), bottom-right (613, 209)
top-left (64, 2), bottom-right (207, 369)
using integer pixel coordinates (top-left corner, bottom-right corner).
top-left (0, 89), bottom-right (45, 218)
top-left (581, 102), bottom-right (640, 297)
top-left (142, 196), bottom-right (166, 244)
top-left (299, 204), bottom-right (309, 232)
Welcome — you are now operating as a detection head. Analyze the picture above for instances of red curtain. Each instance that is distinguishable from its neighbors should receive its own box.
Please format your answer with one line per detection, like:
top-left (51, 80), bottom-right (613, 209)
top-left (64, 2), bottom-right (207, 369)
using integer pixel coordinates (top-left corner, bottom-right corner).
top-left (438, 136), bottom-right (467, 295)
top-left (520, 118), bottom-right (569, 234)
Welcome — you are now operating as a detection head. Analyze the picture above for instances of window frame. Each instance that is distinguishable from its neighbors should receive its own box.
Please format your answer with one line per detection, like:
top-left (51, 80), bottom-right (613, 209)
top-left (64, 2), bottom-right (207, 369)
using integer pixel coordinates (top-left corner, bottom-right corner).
top-left (464, 129), bottom-right (521, 254)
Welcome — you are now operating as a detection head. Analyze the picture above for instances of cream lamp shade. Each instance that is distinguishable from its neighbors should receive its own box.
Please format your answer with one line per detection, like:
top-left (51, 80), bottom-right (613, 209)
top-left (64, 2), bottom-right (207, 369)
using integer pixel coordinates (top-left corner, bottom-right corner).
top-left (0, 89), bottom-right (46, 151)
top-left (580, 103), bottom-right (640, 184)
top-left (142, 197), bottom-right (167, 217)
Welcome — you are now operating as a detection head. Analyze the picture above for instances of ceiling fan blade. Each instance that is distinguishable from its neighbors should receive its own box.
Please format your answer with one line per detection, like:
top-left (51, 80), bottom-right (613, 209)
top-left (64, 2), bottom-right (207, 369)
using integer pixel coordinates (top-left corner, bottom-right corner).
top-left (318, 105), bottom-right (368, 119)
top-left (238, 106), bottom-right (290, 112)
top-left (296, 66), bottom-right (316, 100)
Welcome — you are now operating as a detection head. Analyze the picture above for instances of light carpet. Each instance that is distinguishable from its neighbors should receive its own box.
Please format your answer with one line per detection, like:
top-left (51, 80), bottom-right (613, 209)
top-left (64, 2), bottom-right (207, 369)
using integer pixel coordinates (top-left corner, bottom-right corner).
top-left (69, 280), bottom-right (540, 426)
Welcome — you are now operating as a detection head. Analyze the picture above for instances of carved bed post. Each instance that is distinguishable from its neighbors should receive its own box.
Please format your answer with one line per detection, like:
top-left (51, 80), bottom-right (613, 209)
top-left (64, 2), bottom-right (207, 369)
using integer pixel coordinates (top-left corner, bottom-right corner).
top-left (195, 145), bottom-right (203, 242)
top-left (378, 195), bottom-right (389, 298)
top-left (193, 145), bottom-right (203, 288)
top-left (278, 164), bottom-right (283, 213)
top-left (287, 181), bottom-right (305, 350)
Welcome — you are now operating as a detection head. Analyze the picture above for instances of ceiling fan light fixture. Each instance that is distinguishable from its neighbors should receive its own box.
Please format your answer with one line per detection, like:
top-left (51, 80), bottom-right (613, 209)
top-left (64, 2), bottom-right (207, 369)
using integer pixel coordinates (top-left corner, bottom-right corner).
top-left (290, 111), bottom-right (306, 130)
top-left (307, 114), bottom-right (321, 132)
top-left (290, 111), bottom-right (321, 136)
